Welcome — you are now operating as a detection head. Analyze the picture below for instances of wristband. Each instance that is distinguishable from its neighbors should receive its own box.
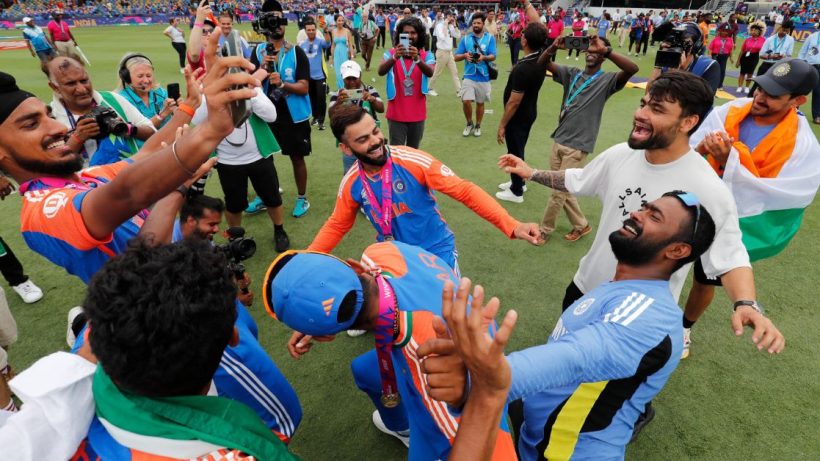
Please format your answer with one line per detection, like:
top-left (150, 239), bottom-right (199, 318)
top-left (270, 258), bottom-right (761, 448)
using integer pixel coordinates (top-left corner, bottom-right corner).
top-left (194, 22), bottom-right (204, 28)
top-left (177, 103), bottom-right (195, 117)
top-left (175, 184), bottom-right (189, 197)
top-left (171, 140), bottom-right (197, 176)
top-left (127, 124), bottom-right (138, 137)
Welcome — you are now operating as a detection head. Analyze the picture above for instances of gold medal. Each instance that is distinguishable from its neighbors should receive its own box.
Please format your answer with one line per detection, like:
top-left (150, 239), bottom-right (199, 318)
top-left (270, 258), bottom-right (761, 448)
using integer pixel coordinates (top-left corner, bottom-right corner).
top-left (381, 393), bottom-right (401, 408)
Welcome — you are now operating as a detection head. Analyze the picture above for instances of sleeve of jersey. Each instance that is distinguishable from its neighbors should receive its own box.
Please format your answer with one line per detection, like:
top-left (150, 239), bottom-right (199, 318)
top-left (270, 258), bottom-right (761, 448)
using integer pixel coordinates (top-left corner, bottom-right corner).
top-left (403, 152), bottom-right (521, 238)
top-left (307, 174), bottom-right (360, 253)
top-left (563, 146), bottom-right (613, 199)
top-left (506, 306), bottom-right (671, 401)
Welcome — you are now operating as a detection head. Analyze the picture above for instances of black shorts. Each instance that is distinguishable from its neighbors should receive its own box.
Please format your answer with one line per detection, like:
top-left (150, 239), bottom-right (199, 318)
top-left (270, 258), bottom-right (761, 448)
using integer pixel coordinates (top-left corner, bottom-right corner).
top-left (215, 157), bottom-right (282, 213)
top-left (270, 119), bottom-right (312, 157)
top-left (694, 259), bottom-right (723, 286)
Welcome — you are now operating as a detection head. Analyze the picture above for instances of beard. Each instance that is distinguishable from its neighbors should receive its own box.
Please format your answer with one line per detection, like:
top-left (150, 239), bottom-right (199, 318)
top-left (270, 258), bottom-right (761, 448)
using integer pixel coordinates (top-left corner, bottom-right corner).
top-left (627, 122), bottom-right (678, 150)
top-left (15, 151), bottom-right (84, 177)
top-left (609, 219), bottom-right (673, 267)
top-left (472, 26), bottom-right (482, 34)
top-left (269, 27), bottom-right (285, 39)
top-left (352, 140), bottom-right (387, 166)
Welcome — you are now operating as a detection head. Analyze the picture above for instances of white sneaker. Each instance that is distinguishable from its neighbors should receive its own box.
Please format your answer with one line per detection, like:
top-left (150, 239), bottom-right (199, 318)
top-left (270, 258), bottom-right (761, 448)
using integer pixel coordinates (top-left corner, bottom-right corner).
top-left (736, 86), bottom-right (743, 93)
top-left (179, 68), bottom-right (185, 74)
top-left (498, 181), bottom-right (527, 192)
top-left (681, 327), bottom-right (691, 359)
top-left (66, 306), bottom-right (85, 348)
top-left (496, 189), bottom-right (524, 203)
top-left (428, 89), bottom-right (439, 96)
top-left (575, 57), bottom-right (579, 61)
top-left (566, 55), bottom-right (570, 59)
top-left (744, 86), bottom-right (750, 94)
top-left (347, 329), bottom-right (367, 337)
top-left (462, 124), bottom-right (473, 137)
top-left (12, 279), bottom-right (43, 304)
top-left (473, 125), bottom-right (482, 137)
top-left (372, 410), bottom-right (410, 448)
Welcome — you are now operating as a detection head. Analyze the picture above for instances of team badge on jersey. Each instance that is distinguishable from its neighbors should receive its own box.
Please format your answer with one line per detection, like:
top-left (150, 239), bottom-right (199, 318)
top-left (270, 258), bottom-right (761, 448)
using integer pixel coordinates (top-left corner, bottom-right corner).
top-left (573, 298), bottom-right (595, 316)
top-left (393, 178), bottom-right (406, 193)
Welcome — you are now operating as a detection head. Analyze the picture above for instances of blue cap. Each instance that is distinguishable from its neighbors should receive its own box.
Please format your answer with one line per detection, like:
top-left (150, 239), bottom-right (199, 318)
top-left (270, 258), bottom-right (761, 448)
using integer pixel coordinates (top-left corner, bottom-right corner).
top-left (263, 251), bottom-right (364, 336)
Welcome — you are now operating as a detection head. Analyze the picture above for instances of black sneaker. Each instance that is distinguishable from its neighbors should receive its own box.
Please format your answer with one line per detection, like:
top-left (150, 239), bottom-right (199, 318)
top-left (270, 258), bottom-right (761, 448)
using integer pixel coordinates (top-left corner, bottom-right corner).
top-left (310, 118), bottom-right (319, 127)
top-left (629, 402), bottom-right (656, 443)
top-left (318, 123), bottom-right (326, 131)
top-left (274, 228), bottom-right (290, 253)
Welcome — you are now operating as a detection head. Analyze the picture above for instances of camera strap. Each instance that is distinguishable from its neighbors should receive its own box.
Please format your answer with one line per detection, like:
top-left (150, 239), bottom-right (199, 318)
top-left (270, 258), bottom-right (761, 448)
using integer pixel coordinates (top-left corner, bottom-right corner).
top-left (357, 153), bottom-right (394, 240)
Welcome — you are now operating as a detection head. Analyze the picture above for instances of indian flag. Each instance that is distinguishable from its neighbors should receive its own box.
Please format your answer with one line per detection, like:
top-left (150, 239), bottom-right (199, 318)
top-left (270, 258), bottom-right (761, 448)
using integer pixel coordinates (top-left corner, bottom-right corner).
top-left (693, 98), bottom-right (820, 262)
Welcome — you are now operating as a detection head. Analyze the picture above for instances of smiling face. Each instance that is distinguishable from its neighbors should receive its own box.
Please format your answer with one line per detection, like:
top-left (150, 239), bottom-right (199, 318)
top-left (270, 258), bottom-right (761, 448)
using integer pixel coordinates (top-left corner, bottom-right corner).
top-left (628, 93), bottom-right (695, 150)
top-left (608, 196), bottom-right (693, 267)
top-left (0, 98), bottom-right (83, 181)
top-left (184, 208), bottom-right (222, 241)
top-left (219, 16), bottom-right (233, 35)
top-left (129, 63), bottom-right (154, 93)
top-left (750, 88), bottom-right (800, 118)
top-left (339, 114), bottom-right (387, 167)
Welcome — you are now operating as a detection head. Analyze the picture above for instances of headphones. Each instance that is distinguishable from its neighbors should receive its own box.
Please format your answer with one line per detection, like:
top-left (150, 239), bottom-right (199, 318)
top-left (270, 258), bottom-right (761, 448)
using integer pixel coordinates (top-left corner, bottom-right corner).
top-left (118, 53), bottom-right (152, 86)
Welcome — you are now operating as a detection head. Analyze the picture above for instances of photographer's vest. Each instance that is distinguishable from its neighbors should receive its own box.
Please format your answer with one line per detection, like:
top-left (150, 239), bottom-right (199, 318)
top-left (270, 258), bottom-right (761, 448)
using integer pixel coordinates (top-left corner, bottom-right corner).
top-left (255, 43), bottom-right (312, 124)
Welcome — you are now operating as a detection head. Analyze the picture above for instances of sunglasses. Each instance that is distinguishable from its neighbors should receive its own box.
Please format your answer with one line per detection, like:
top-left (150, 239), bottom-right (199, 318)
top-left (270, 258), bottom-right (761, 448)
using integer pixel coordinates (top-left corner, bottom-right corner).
top-left (673, 191), bottom-right (702, 242)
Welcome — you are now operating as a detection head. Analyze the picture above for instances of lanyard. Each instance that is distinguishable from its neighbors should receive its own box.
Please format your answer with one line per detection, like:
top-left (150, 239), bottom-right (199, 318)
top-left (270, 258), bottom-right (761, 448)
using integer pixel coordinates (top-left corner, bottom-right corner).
top-left (397, 53), bottom-right (416, 78)
top-left (19, 176), bottom-right (90, 195)
top-left (718, 38), bottom-right (729, 54)
top-left (772, 36), bottom-right (785, 53)
top-left (357, 154), bottom-right (394, 240)
top-left (374, 275), bottom-right (400, 408)
top-left (565, 70), bottom-right (603, 107)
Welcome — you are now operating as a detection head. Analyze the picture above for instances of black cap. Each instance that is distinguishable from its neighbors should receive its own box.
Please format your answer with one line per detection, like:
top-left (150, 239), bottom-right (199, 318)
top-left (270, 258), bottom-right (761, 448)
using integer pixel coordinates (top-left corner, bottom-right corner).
top-left (754, 58), bottom-right (818, 97)
top-left (262, 0), bottom-right (282, 12)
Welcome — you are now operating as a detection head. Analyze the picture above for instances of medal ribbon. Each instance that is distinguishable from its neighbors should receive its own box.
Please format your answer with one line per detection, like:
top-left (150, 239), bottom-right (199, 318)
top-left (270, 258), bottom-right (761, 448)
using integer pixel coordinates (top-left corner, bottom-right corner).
top-left (374, 275), bottom-right (400, 406)
top-left (357, 154), bottom-right (394, 240)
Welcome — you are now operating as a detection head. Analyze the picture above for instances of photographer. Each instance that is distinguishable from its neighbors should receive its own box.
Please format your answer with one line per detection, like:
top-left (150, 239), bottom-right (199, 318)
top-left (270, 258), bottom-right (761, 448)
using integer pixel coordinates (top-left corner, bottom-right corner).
top-left (47, 56), bottom-right (156, 166)
top-left (455, 12), bottom-right (496, 138)
top-left (527, 35), bottom-right (637, 243)
top-left (648, 23), bottom-right (721, 97)
top-left (251, 0), bottom-right (314, 218)
top-left (328, 60), bottom-right (384, 173)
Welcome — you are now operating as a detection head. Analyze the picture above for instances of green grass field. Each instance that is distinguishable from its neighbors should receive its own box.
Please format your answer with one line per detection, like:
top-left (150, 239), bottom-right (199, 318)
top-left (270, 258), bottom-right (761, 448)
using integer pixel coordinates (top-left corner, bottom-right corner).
top-left (1, 24), bottom-right (819, 460)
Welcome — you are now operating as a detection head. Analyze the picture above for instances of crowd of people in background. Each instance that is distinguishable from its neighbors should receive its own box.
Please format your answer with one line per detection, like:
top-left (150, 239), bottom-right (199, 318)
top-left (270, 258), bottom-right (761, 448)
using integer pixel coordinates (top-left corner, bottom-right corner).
top-left (0, 0), bottom-right (819, 459)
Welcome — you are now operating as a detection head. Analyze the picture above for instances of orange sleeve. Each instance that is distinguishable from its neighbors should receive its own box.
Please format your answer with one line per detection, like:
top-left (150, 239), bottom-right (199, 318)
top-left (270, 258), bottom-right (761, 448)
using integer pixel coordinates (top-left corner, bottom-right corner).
top-left (82, 159), bottom-right (132, 181)
top-left (307, 172), bottom-right (361, 253)
top-left (396, 148), bottom-right (520, 238)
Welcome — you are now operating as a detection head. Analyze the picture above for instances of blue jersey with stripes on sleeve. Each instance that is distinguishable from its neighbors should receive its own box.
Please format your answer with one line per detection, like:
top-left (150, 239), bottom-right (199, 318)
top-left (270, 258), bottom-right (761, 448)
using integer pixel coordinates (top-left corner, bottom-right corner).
top-left (508, 279), bottom-right (683, 461)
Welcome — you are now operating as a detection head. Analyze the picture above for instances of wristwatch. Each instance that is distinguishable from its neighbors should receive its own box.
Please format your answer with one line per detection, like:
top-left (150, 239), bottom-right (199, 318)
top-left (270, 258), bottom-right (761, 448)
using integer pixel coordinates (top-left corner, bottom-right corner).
top-left (277, 81), bottom-right (286, 89)
top-left (733, 300), bottom-right (764, 315)
top-left (175, 184), bottom-right (189, 197)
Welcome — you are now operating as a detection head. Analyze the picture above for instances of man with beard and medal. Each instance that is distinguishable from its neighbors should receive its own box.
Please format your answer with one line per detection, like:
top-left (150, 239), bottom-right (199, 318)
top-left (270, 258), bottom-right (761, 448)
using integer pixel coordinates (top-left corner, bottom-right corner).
top-left (251, 0), bottom-right (314, 218)
top-left (419, 191), bottom-right (717, 460)
top-left (499, 70), bottom-right (785, 437)
top-left (262, 240), bottom-right (517, 460)
top-left (309, 104), bottom-right (542, 277)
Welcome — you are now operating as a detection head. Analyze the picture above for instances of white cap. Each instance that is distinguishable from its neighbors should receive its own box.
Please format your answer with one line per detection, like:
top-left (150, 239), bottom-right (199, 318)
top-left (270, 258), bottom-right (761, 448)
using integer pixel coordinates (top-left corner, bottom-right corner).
top-left (340, 60), bottom-right (361, 79)
top-left (22, 17), bottom-right (33, 23)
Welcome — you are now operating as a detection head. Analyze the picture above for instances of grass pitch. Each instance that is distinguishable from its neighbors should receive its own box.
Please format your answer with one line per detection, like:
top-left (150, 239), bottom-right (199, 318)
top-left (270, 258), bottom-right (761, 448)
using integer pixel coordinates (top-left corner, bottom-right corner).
top-left (0, 24), bottom-right (818, 460)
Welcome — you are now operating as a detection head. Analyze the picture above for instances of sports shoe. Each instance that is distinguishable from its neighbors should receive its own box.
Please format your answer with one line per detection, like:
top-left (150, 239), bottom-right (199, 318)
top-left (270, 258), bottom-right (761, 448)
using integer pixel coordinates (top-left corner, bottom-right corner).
top-left (292, 197), bottom-right (310, 218)
top-left (629, 402), bottom-right (656, 443)
top-left (473, 125), bottom-right (482, 137)
top-left (66, 306), bottom-right (85, 349)
top-left (681, 327), bottom-right (691, 359)
top-left (495, 189), bottom-right (524, 203)
top-left (347, 329), bottom-right (367, 337)
top-left (318, 123), bottom-right (326, 131)
top-left (462, 123), bottom-right (474, 137)
top-left (310, 118), bottom-right (319, 127)
top-left (245, 197), bottom-right (267, 215)
top-left (566, 55), bottom-right (570, 59)
top-left (274, 228), bottom-right (291, 253)
top-left (736, 86), bottom-right (743, 93)
top-left (564, 225), bottom-right (592, 242)
top-left (428, 89), bottom-right (439, 96)
top-left (497, 181), bottom-right (527, 192)
top-left (575, 57), bottom-right (579, 61)
top-left (12, 279), bottom-right (43, 304)
top-left (372, 410), bottom-right (410, 448)
top-left (744, 86), bottom-right (750, 94)
top-left (180, 68), bottom-right (185, 74)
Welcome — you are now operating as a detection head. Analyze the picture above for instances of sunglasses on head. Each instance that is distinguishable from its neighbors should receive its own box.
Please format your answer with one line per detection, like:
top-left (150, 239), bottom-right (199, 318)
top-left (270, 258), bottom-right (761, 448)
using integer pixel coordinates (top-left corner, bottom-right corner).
top-left (672, 191), bottom-right (701, 242)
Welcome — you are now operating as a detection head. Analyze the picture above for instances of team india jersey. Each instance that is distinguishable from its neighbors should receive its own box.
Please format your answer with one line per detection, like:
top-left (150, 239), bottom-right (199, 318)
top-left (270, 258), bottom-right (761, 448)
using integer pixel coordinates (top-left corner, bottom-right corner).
top-left (508, 279), bottom-right (683, 460)
top-left (310, 146), bottom-right (520, 268)
top-left (19, 161), bottom-right (145, 284)
top-left (362, 241), bottom-right (516, 461)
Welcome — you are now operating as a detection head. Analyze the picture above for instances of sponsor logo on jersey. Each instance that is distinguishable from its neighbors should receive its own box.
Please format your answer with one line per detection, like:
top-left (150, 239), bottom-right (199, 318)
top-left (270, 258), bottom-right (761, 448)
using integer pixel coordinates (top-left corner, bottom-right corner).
top-left (43, 192), bottom-right (69, 218)
top-left (573, 298), bottom-right (595, 316)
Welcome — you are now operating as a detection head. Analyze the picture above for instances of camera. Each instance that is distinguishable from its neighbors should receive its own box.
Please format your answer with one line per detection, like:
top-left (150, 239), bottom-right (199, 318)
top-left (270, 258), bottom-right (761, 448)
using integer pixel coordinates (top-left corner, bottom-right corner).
top-left (252, 11), bottom-right (288, 35)
top-left (470, 52), bottom-right (481, 61)
top-left (77, 106), bottom-right (128, 140)
top-left (216, 227), bottom-right (256, 292)
top-left (655, 26), bottom-right (694, 68)
top-left (564, 36), bottom-right (590, 51)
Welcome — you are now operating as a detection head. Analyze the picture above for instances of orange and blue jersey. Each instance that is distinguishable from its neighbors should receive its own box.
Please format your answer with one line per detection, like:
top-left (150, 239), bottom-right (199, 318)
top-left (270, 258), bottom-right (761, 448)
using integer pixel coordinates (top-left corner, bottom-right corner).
top-left (350, 241), bottom-right (516, 461)
top-left (18, 161), bottom-right (145, 284)
top-left (308, 146), bottom-right (520, 269)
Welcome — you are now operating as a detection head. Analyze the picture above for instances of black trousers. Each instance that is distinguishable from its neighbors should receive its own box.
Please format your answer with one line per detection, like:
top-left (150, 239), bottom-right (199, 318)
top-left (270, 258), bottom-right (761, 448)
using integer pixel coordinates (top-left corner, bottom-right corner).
top-left (308, 78), bottom-right (327, 123)
top-left (505, 120), bottom-right (534, 196)
top-left (171, 41), bottom-right (187, 69)
top-left (0, 237), bottom-right (28, 287)
top-left (378, 26), bottom-right (386, 48)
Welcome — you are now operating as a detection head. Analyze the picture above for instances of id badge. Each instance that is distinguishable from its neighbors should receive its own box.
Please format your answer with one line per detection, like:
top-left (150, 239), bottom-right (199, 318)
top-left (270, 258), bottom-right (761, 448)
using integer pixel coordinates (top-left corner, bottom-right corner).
top-left (746, 51), bottom-right (750, 57)
top-left (402, 77), bottom-right (414, 96)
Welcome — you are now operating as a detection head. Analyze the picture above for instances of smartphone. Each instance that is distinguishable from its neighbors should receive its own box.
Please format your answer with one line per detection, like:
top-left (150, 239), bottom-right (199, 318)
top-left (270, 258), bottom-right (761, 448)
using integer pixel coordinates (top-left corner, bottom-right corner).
top-left (167, 83), bottom-right (181, 101)
top-left (221, 30), bottom-right (251, 128)
top-left (345, 88), bottom-right (363, 100)
top-left (399, 33), bottom-right (410, 49)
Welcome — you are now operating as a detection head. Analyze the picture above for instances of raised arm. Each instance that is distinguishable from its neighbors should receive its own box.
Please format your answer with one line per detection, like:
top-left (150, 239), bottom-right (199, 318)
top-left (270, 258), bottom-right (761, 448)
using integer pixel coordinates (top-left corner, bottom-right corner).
top-left (187, 0), bottom-right (211, 64)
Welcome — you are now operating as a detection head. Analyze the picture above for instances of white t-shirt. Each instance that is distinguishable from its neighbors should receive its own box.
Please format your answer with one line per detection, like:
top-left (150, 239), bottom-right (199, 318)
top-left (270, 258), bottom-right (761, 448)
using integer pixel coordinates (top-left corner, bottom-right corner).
top-left (565, 143), bottom-right (750, 300)
top-left (164, 25), bottom-right (185, 43)
top-left (191, 87), bottom-right (277, 165)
